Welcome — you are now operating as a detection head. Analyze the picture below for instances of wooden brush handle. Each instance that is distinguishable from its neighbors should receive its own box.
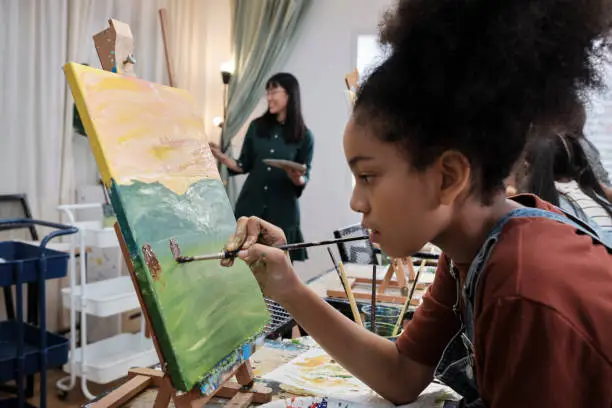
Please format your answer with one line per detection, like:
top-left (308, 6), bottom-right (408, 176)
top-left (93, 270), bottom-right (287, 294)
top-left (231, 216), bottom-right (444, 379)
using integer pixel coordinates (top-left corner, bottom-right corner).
top-left (338, 262), bottom-right (363, 326)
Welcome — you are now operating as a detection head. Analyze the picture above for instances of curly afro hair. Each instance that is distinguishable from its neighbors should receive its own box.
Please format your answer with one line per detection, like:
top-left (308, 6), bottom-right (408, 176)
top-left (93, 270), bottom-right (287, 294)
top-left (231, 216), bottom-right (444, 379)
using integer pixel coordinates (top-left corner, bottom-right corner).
top-left (354, 0), bottom-right (612, 200)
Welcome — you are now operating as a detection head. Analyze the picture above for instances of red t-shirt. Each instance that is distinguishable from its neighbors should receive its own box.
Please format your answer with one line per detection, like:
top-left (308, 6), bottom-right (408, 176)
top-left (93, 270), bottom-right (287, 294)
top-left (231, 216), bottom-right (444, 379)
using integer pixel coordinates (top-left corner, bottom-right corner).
top-left (397, 194), bottom-right (612, 407)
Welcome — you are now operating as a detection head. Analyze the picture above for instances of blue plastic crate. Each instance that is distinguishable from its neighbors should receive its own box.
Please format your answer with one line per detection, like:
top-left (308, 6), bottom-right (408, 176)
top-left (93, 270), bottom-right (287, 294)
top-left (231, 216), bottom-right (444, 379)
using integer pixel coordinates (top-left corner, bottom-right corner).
top-left (0, 242), bottom-right (69, 287)
top-left (0, 398), bottom-right (37, 408)
top-left (0, 321), bottom-right (69, 382)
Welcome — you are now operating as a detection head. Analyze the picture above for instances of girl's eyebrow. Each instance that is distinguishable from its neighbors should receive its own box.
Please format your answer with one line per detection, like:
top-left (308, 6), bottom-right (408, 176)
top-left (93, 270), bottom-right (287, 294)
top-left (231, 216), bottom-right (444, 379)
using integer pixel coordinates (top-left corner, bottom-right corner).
top-left (348, 155), bottom-right (375, 169)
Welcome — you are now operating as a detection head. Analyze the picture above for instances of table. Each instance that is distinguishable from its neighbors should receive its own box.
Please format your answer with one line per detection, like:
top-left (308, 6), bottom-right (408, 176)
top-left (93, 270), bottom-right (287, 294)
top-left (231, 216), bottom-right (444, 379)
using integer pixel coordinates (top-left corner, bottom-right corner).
top-left (89, 263), bottom-right (442, 407)
top-left (90, 338), bottom-right (460, 408)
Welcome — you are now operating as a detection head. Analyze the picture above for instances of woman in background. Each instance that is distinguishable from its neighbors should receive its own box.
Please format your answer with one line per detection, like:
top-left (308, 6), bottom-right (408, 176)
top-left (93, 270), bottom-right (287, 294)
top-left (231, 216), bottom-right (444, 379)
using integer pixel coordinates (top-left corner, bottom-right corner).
top-left (210, 73), bottom-right (314, 262)
top-left (520, 132), bottom-right (612, 230)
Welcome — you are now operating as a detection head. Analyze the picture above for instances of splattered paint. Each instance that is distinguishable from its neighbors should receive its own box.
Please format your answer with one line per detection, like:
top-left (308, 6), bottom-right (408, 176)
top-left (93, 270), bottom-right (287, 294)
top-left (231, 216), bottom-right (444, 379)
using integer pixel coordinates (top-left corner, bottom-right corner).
top-left (262, 345), bottom-right (461, 408)
top-left (258, 396), bottom-right (378, 408)
top-left (63, 62), bottom-right (269, 392)
top-left (263, 348), bottom-right (376, 397)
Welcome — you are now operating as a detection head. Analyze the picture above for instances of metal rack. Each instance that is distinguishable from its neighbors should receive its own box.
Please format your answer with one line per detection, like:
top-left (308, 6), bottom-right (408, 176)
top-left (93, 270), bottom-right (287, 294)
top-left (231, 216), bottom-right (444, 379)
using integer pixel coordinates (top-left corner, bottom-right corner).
top-left (0, 219), bottom-right (77, 408)
top-left (55, 204), bottom-right (157, 400)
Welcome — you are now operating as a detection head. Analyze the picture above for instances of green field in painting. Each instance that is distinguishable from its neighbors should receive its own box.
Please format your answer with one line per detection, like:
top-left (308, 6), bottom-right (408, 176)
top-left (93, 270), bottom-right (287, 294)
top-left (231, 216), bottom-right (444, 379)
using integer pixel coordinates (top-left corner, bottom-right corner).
top-left (111, 178), bottom-right (269, 391)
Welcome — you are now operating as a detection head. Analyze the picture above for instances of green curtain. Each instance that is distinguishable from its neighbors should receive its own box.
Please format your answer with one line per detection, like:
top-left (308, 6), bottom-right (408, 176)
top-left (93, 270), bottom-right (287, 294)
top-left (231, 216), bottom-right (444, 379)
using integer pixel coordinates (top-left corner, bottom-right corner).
top-left (220, 0), bottom-right (313, 204)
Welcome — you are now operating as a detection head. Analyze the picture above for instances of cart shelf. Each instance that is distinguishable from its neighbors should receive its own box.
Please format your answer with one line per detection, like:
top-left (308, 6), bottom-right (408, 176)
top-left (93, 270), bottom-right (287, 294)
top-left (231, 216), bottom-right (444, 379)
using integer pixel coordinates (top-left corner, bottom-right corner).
top-left (61, 275), bottom-right (140, 317)
top-left (63, 333), bottom-right (157, 384)
top-left (0, 242), bottom-right (69, 286)
top-left (74, 221), bottom-right (118, 249)
top-left (0, 321), bottom-right (69, 382)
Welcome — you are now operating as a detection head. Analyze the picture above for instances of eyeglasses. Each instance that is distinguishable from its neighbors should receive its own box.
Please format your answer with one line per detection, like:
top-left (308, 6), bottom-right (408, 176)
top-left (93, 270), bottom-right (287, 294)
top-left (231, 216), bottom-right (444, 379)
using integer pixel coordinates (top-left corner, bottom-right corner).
top-left (266, 88), bottom-right (286, 97)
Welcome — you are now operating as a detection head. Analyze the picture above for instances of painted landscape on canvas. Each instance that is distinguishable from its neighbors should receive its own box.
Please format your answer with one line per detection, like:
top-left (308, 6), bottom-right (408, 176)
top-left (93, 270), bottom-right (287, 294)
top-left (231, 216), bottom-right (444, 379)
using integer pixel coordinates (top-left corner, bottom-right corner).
top-left (64, 63), bottom-right (269, 392)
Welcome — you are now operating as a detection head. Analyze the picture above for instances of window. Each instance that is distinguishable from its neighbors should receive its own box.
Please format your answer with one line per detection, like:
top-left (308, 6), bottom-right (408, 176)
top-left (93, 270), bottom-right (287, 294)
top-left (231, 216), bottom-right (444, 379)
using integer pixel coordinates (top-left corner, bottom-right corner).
top-left (350, 35), bottom-right (390, 187)
top-left (356, 34), bottom-right (390, 83)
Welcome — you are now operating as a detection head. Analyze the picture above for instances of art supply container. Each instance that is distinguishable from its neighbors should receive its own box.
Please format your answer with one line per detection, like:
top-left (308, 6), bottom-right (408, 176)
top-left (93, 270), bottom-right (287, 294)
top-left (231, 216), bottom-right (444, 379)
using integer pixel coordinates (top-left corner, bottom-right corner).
top-left (362, 304), bottom-right (402, 338)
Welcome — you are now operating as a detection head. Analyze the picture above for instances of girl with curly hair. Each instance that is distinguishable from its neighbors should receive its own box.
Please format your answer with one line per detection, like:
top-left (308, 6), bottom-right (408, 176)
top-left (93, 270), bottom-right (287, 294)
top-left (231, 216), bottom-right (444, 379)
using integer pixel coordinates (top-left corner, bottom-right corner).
top-left (221, 0), bottom-right (612, 406)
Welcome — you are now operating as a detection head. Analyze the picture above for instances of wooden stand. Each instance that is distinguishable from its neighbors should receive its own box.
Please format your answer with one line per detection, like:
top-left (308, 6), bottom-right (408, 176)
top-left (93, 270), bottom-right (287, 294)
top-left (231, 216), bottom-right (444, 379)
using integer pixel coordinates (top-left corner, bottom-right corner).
top-left (158, 8), bottom-right (176, 87)
top-left (90, 224), bottom-right (272, 408)
top-left (327, 257), bottom-right (427, 305)
top-left (94, 364), bottom-right (271, 408)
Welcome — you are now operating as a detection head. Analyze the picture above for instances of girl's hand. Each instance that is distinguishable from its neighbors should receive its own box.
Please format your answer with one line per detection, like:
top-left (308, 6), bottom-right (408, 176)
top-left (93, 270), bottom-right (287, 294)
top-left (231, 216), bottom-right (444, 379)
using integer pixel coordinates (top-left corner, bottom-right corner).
top-left (285, 167), bottom-right (306, 186)
top-left (238, 243), bottom-right (300, 302)
top-left (221, 216), bottom-right (299, 301)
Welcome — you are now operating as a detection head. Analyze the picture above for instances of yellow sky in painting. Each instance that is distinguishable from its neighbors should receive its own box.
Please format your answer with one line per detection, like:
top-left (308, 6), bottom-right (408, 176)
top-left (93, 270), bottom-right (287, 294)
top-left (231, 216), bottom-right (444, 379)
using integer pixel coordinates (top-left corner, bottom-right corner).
top-left (71, 65), bottom-right (219, 195)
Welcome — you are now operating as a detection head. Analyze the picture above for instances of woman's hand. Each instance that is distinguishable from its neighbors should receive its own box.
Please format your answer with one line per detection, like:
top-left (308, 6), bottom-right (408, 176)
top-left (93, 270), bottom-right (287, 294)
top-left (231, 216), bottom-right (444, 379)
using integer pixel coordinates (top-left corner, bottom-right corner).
top-left (285, 167), bottom-right (306, 186)
top-left (208, 142), bottom-right (224, 160)
top-left (221, 216), bottom-right (301, 302)
top-left (208, 142), bottom-right (244, 173)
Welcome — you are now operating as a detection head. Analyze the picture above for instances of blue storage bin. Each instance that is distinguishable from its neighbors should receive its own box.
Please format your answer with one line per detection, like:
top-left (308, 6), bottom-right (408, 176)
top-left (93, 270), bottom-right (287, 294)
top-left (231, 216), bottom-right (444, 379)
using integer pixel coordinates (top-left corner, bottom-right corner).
top-left (0, 321), bottom-right (69, 382)
top-left (0, 242), bottom-right (69, 287)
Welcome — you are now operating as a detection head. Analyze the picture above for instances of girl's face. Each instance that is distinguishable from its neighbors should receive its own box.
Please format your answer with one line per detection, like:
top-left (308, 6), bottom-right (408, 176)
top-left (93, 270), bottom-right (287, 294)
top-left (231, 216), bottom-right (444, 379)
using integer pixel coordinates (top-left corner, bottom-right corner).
top-left (343, 117), bottom-right (464, 258)
top-left (266, 84), bottom-right (289, 115)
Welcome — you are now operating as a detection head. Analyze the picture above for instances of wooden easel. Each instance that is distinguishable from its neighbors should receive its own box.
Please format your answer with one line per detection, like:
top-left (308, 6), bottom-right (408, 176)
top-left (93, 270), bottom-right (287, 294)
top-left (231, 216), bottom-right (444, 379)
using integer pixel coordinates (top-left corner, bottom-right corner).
top-left (87, 19), bottom-right (272, 408)
top-left (326, 257), bottom-right (427, 305)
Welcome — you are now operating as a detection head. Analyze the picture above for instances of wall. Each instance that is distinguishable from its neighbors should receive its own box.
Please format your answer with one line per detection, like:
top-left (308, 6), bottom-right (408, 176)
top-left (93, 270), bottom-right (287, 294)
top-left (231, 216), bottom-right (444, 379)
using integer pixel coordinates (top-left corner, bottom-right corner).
top-left (275, 0), bottom-right (395, 279)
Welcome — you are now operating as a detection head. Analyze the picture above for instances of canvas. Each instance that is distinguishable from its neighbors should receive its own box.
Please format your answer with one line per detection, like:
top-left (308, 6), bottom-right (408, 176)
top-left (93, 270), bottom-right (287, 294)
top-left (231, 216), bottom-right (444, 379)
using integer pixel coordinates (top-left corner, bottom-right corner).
top-left (63, 62), bottom-right (269, 392)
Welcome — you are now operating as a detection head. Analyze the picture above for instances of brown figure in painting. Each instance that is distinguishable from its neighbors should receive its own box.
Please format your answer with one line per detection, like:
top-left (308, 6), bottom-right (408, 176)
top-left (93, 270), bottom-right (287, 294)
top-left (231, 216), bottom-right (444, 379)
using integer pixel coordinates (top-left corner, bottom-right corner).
top-left (142, 243), bottom-right (163, 285)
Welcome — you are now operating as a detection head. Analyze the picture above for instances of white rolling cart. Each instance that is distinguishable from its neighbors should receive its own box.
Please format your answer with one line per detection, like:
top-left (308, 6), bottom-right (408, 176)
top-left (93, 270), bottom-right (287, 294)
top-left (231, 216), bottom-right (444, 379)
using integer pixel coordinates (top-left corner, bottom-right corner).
top-left (55, 203), bottom-right (158, 400)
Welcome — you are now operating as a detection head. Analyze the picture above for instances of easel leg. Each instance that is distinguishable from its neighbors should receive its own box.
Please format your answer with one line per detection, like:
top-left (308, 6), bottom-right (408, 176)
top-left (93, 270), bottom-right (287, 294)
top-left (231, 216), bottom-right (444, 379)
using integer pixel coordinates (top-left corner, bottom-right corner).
top-left (154, 379), bottom-right (173, 408)
top-left (90, 375), bottom-right (152, 408)
top-left (226, 393), bottom-right (254, 408)
top-left (235, 361), bottom-right (254, 386)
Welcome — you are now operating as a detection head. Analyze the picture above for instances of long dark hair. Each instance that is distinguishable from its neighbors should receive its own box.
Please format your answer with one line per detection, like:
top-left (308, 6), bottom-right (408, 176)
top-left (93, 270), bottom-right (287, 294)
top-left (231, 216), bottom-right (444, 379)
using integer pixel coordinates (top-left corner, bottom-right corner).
top-left (524, 133), bottom-right (612, 217)
top-left (256, 73), bottom-right (306, 143)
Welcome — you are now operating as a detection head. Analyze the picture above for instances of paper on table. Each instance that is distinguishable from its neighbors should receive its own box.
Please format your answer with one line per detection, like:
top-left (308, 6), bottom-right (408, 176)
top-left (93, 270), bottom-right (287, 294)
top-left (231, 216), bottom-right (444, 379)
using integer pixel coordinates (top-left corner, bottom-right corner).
top-left (262, 347), bottom-right (389, 403)
top-left (262, 346), bottom-right (460, 408)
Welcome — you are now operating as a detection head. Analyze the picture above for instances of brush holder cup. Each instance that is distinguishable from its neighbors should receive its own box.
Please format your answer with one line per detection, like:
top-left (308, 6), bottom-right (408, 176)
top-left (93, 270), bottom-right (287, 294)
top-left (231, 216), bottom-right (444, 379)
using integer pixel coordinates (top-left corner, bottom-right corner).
top-left (361, 304), bottom-right (402, 339)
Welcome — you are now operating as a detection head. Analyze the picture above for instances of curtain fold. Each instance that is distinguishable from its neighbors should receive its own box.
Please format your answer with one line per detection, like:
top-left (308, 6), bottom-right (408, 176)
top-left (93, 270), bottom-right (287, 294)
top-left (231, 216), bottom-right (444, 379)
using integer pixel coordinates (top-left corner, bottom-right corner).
top-left (59, 0), bottom-right (94, 219)
top-left (0, 0), bottom-right (70, 331)
top-left (221, 0), bottom-right (313, 204)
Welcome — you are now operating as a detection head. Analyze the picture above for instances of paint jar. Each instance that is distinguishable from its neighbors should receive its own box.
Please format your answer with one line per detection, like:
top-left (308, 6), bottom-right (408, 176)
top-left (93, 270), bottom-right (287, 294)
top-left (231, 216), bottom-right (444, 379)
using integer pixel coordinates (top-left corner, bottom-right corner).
top-left (364, 322), bottom-right (397, 339)
top-left (362, 304), bottom-right (403, 338)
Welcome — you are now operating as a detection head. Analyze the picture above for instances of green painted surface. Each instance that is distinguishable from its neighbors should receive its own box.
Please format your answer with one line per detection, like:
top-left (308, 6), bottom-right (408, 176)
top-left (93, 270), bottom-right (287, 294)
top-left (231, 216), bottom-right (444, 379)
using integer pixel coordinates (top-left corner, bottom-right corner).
top-left (110, 178), bottom-right (269, 391)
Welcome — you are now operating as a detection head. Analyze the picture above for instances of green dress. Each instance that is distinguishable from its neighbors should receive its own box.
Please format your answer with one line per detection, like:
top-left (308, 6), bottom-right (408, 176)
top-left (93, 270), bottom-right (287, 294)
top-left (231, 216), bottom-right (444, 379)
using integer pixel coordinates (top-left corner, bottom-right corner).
top-left (230, 120), bottom-right (314, 262)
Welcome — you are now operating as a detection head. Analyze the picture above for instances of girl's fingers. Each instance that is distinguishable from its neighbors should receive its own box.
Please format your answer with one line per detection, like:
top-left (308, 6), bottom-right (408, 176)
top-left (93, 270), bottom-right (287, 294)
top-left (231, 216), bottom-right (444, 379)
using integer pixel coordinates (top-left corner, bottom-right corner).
top-left (225, 217), bottom-right (249, 252)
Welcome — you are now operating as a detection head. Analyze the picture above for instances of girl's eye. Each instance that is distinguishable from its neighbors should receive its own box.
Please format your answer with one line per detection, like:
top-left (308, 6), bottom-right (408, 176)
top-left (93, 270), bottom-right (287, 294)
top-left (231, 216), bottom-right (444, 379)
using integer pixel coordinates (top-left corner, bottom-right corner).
top-left (358, 175), bottom-right (372, 183)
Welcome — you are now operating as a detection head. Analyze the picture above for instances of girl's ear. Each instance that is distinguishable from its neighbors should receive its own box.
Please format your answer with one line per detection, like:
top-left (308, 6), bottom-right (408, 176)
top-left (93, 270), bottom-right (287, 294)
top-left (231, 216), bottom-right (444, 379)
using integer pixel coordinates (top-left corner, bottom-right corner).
top-left (435, 151), bottom-right (471, 206)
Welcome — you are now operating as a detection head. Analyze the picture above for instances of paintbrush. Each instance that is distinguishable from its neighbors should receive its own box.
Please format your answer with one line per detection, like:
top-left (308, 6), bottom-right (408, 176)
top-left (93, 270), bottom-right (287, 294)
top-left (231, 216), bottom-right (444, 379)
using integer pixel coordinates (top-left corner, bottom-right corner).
top-left (172, 235), bottom-right (370, 263)
top-left (392, 259), bottom-right (426, 337)
top-left (370, 263), bottom-right (377, 333)
top-left (327, 248), bottom-right (363, 326)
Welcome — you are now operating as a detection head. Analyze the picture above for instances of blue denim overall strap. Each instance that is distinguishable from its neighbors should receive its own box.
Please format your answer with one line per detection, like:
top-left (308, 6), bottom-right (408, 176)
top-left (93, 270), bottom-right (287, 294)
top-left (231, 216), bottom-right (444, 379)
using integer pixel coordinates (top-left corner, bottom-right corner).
top-left (464, 207), bottom-right (612, 343)
top-left (434, 207), bottom-right (612, 408)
